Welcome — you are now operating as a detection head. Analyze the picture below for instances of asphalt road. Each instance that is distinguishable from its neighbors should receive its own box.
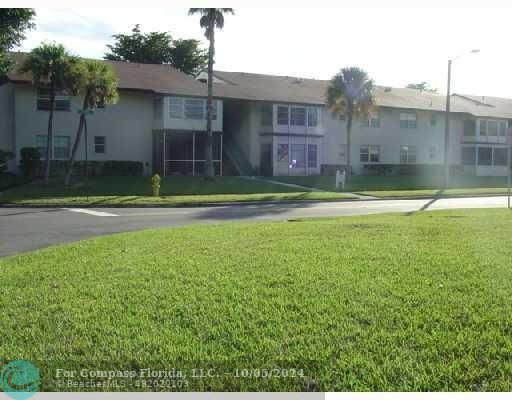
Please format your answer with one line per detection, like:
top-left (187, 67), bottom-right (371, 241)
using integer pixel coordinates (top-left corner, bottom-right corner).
top-left (0, 195), bottom-right (509, 257)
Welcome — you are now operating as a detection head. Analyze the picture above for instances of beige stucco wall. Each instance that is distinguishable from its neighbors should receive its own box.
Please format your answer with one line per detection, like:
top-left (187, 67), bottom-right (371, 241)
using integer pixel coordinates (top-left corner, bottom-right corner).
top-left (224, 99), bottom-right (474, 176)
top-left (13, 85), bottom-right (154, 174)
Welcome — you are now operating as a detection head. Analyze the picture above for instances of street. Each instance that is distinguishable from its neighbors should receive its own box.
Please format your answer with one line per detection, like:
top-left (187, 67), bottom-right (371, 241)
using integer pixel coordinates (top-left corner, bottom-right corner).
top-left (0, 196), bottom-right (509, 257)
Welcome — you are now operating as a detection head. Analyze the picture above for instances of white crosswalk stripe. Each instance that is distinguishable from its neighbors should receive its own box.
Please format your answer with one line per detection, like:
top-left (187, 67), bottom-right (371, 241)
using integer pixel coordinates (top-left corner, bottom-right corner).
top-left (63, 208), bottom-right (119, 217)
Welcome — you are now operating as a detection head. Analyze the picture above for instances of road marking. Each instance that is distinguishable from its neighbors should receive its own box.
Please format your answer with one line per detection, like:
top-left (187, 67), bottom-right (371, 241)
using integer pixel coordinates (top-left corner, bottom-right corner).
top-left (64, 208), bottom-right (119, 217)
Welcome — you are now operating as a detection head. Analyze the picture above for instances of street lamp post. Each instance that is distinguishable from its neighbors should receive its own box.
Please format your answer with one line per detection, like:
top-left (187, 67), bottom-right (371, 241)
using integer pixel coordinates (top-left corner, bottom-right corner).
top-left (443, 49), bottom-right (480, 188)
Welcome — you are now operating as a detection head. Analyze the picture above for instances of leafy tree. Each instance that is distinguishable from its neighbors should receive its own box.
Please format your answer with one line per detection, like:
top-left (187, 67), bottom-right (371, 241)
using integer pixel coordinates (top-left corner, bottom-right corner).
top-left (64, 60), bottom-right (118, 185)
top-left (0, 8), bottom-right (35, 75)
top-left (105, 24), bottom-right (207, 75)
top-left (327, 67), bottom-right (374, 179)
top-left (406, 81), bottom-right (438, 93)
top-left (21, 43), bottom-right (74, 183)
top-left (171, 39), bottom-right (208, 76)
top-left (189, 8), bottom-right (234, 178)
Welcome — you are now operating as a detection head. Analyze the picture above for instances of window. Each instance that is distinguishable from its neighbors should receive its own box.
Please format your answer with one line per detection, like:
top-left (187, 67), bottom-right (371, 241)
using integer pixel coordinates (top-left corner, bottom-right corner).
top-left (478, 147), bottom-right (492, 166)
top-left (277, 106), bottom-right (289, 125)
top-left (308, 144), bottom-right (317, 168)
top-left (464, 120), bottom-right (476, 136)
top-left (36, 135), bottom-right (70, 159)
top-left (261, 104), bottom-right (273, 126)
top-left (429, 146), bottom-right (436, 161)
top-left (184, 98), bottom-right (204, 120)
top-left (494, 148), bottom-right (508, 166)
top-left (169, 97), bottom-right (183, 119)
top-left (290, 106), bottom-right (306, 126)
top-left (153, 97), bottom-right (162, 118)
top-left (360, 145), bottom-right (380, 163)
top-left (36, 135), bottom-right (48, 158)
top-left (479, 120), bottom-right (487, 136)
top-left (94, 136), bottom-right (106, 154)
top-left (307, 107), bottom-right (318, 127)
top-left (207, 100), bottom-right (217, 121)
top-left (338, 144), bottom-right (346, 162)
top-left (462, 147), bottom-right (476, 165)
top-left (400, 112), bottom-right (417, 129)
top-left (332, 112), bottom-right (345, 121)
top-left (362, 112), bottom-right (380, 128)
top-left (37, 88), bottom-right (70, 111)
top-left (488, 120), bottom-right (498, 136)
top-left (430, 114), bottom-right (437, 126)
top-left (291, 144), bottom-right (305, 167)
top-left (499, 121), bottom-right (507, 137)
top-left (400, 145), bottom-right (417, 164)
top-left (277, 144), bottom-right (289, 162)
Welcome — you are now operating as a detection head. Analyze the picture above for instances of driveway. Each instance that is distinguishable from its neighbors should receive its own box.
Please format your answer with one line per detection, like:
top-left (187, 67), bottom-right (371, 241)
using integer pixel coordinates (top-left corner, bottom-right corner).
top-left (0, 195), bottom-right (509, 257)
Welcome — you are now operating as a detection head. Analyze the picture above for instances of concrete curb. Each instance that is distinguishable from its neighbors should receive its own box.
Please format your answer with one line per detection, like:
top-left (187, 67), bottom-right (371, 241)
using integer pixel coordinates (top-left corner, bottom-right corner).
top-left (0, 192), bottom-right (510, 209)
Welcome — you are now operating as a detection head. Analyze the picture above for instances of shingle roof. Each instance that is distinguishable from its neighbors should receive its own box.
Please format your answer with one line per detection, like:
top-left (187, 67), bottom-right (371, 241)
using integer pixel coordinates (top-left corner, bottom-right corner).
top-left (6, 53), bottom-right (512, 118)
top-left (211, 70), bottom-right (512, 119)
top-left (6, 52), bottom-right (210, 98)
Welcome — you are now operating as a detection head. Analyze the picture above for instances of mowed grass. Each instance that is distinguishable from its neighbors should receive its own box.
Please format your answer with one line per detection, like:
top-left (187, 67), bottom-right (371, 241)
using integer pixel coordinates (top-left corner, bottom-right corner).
top-left (0, 176), bottom-right (354, 206)
top-left (1, 209), bottom-right (512, 391)
top-left (271, 175), bottom-right (510, 197)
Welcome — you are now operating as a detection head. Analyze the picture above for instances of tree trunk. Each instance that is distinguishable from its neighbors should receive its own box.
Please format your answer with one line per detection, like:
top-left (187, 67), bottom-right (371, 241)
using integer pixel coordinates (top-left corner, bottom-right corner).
top-left (44, 78), bottom-right (56, 184)
top-left (64, 94), bottom-right (89, 186)
top-left (345, 108), bottom-right (353, 179)
top-left (205, 14), bottom-right (215, 179)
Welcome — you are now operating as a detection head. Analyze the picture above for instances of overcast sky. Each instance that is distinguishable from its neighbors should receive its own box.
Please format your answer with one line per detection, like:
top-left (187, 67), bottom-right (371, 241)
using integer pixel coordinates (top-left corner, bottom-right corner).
top-left (16, 5), bottom-right (512, 98)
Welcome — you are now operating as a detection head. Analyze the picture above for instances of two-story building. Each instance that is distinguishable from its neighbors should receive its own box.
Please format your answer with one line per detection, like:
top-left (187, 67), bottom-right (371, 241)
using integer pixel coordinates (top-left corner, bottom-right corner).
top-left (200, 70), bottom-right (512, 177)
top-left (2, 53), bottom-right (512, 177)
top-left (1, 53), bottom-right (224, 176)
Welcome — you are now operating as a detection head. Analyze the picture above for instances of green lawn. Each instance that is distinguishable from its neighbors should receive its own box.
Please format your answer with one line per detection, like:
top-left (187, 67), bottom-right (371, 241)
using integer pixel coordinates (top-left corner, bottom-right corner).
top-left (270, 175), bottom-right (511, 197)
top-left (0, 176), bottom-right (354, 206)
top-left (1, 209), bottom-right (511, 391)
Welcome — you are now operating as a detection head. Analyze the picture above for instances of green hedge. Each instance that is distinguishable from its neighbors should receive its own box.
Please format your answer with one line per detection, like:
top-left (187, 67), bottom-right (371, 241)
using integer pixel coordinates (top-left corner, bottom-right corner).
top-left (37, 160), bottom-right (144, 177)
top-left (361, 164), bottom-right (464, 176)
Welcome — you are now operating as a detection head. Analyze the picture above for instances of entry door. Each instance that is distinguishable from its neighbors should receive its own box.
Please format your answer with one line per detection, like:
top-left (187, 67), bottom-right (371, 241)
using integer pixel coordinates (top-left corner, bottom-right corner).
top-left (260, 144), bottom-right (273, 176)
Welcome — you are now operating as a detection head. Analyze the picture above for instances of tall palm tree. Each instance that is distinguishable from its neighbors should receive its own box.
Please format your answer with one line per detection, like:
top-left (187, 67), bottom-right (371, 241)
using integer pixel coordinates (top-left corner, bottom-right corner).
top-left (64, 60), bottom-right (118, 185)
top-left (188, 8), bottom-right (234, 178)
top-left (326, 67), bottom-right (374, 179)
top-left (21, 43), bottom-right (72, 183)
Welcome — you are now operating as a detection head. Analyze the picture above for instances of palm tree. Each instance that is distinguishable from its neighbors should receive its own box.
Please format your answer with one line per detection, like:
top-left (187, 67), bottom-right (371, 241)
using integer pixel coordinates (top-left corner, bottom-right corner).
top-left (326, 67), bottom-right (374, 179)
top-left (64, 60), bottom-right (118, 185)
top-left (188, 8), bottom-right (234, 178)
top-left (21, 43), bottom-right (72, 184)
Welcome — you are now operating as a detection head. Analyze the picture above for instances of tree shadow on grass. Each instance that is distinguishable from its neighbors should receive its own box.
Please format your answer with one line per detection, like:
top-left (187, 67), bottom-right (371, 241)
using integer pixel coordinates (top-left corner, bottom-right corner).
top-left (406, 189), bottom-right (445, 216)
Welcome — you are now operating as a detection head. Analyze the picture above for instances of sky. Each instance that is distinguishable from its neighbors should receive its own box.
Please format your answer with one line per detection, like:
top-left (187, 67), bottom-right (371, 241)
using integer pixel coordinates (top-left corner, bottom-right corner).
top-left (15, 5), bottom-right (512, 98)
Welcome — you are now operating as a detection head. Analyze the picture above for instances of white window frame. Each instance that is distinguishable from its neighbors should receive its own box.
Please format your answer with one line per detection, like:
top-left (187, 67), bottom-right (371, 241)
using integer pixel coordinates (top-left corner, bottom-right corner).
top-left (400, 145), bottom-right (417, 164)
top-left (400, 112), bottom-right (417, 129)
top-left (362, 111), bottom-right (380, 128)
top-left (94, 136), bottom-right (106, 154)
top-left (37, 88), bottom-right (71, 111)
top-left (169, 97), bottom-right (183, 119)
top-left (290, 106), bottom-right (306, 126)
top-left (360, 145), bottom-right (380, 163)
top-left (36, 134), bottom-right (70, 160)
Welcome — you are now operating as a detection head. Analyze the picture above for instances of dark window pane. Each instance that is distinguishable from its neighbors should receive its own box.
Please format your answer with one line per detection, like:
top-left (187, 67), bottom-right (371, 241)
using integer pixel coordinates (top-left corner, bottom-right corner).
top-left (462, 147), bottom-right (476, 165)
top-left (494, 148), bottom-right (508, 166)
top-left (478, 147), bottom-right (492, 166)
top-left (308, 144), bottom-right (317, 168)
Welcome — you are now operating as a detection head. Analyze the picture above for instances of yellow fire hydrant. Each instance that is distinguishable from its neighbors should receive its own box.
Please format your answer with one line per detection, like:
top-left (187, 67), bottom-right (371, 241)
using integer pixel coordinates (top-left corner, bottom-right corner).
top-left (151, 174), bottom-right (161, 197)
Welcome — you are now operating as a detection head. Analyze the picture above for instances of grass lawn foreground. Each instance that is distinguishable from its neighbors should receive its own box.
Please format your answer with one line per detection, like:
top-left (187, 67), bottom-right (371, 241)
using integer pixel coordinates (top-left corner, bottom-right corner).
top-left (0, 176), bottom-right (354, 206)
top-left (1, 209), bottom-right (511, 391)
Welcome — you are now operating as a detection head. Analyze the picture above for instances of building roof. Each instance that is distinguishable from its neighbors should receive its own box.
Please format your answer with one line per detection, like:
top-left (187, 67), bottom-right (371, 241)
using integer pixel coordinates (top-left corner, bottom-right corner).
top-left (6, 52), bottom-right (512, 118)
top-left (6, 52), bottom-right (210, 98)
top-left (211, 70), bottom-right (512, 119)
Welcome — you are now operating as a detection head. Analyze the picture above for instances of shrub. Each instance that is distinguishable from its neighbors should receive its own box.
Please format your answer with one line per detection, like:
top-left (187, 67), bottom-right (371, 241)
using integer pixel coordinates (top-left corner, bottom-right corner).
top-left (36, 160), bottom-right (144, 177)
top-left (0, 149), bottom-right (14, 173)
top-left (19, 147), bottom-right (41, 177)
